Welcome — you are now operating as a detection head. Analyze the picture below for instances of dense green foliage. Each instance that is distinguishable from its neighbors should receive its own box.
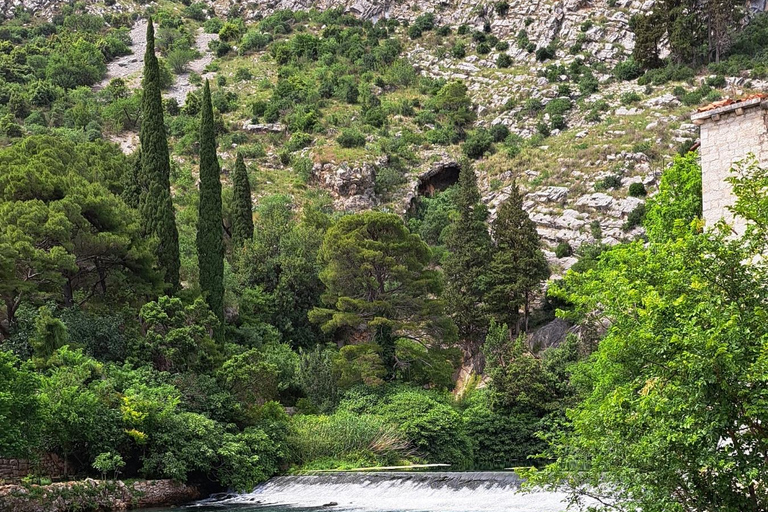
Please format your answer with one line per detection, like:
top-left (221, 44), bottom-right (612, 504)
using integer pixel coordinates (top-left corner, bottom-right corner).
top-left (196, 80), bottom-right (224, 320)
top-left (631, 0), bottom-right (742, 68)
top-left (529, 154), bottom-right (768, 511)
top-left (231, 153), bottom-right (254, 246)
top-left (443, 163), bottom-right (493, 344)
top-left (139, 19), bottom-right (180, 292)
top-left (484, 185), bottom-right (550, 333)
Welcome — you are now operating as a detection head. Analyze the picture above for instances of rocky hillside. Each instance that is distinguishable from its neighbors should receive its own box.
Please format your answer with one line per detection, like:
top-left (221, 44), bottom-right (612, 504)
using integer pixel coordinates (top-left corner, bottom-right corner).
top-left (4, 0), bottom-right (765, 274)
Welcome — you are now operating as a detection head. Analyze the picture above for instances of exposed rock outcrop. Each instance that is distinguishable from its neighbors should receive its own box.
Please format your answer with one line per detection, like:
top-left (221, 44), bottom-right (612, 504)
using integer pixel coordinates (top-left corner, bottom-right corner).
top-left (311, 158), bottom-right (384, 211)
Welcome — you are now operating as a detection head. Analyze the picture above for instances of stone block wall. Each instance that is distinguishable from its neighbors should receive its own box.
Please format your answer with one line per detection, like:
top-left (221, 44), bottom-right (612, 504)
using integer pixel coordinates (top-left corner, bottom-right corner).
top-left (0, 454), bottom-right (66, 482)
top-left (694, 100), bottom-right (768, 234)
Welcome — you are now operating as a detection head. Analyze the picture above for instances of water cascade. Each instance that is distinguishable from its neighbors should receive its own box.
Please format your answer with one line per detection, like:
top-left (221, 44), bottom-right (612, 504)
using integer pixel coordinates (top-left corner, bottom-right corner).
top-left (199, 471), bottom-right (577, 511)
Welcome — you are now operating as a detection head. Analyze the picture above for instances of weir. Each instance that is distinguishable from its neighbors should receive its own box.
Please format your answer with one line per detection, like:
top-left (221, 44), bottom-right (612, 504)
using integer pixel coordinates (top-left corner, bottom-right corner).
top-left (200, 471), bottom-right (576, 511)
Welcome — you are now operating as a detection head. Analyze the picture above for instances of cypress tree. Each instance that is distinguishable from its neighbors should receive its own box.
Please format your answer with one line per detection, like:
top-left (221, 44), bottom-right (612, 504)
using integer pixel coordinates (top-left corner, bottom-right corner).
top-left (140, 18), bottom-right (180, 292)
top-left (443, 161), bottom-right (493, 344)
top-left (231, 152), bottom-right (254, 246)
top-left (485, 184), bottom-right (550, 333)
top-left (121, 149), bottom-right (141, 209)
top-left (197, 79), bottom-right (224, 320)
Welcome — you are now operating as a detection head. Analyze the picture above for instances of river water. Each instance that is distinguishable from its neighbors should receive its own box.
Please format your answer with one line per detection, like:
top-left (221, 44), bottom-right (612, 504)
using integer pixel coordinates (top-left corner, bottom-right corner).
top-left (156, 472), bottom-right (576, 512)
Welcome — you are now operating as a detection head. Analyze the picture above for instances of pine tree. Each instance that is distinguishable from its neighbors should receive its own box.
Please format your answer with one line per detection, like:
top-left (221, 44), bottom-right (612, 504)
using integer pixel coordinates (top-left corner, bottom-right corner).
top-left (140, 18), bottom-right (180, 292)
top-left (197, 79), bottom-right (224, 320)
top-left (485, 184), bottom-right (550, 333)
top-left (443, 161), bottom-right (493, 344)
top-left (231, 152), bottom-right (254, 246)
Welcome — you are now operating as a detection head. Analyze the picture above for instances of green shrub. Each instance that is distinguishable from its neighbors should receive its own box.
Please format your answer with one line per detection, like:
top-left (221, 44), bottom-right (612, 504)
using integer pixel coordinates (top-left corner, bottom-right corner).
top-left (234, 67), bottom-right (252, 81)
top-left (489, 124), bottom-right (510, 143)
top-left (240, 30), bottom-right (271, 53)
top-left (550, 114), bottom-right (566, 131)
top-left (590, 220), bottom-right (602, 240)
top-left (408, 24), bottom-right (423, 39)
top-left (522, 97), bottom-right (543, 115)
top-left (595, 174), bottom-right (622, 191)
top-left (363, 107), bottom-right (386, 128)
top-left (375, 166), bottom-right (406, 197)
top-left (463, 391), bottom-right (545, 469)
top-left (628, 182), bottom-right (647, 197)
top-left (495, 40), bottom-right (510, 51)
top-left (425, 126), bottom-right (460, 145)
top-left (204, 18), bottom-right (222, 34)
top-left (286, 132), bottom-right (313, 152)
top-left (516, 29), bottom-right (529, 48)
top-left (704, 74), bottom-right (726, 88)
top-left (620, 91), bottom-right (642, 105)
top-left (462, 129), bottom-right (494, 159)
top-left (555, 241), bottom-right (573, 258)
top-left (496, 53), bottom-right (512, 68)
top-left (613, 57), bottom-right (643, 80)
top-left (637, 63), bottom-right (696, 86)
top-left (544, 97), bottom-right (572, 116)
top-left (219, 20), bottom-right (244, 42)
top-left (451, 41), bottom-right (467, 59)
top-left (623, 203), bottom-right (646, 231)
top-left (495, 1), bottom-right (510, 16)
top-left (477, 42), bottom-right (491, 55)
top-left (379, 389), bottom-right (471, 466)
top-left (337, 128), bottom-right (366, 148)
top-left (535, 45), bottom-right (556, 61)
top-left (578, 73), bottom-right (599, 95)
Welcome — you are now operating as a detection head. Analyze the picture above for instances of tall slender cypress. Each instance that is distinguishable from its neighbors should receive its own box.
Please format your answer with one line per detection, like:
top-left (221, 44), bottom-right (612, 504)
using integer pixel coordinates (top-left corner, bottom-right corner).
top-left (231, 152), bottom-right (254, 246)
top-left (485, 184), bottom-right (550, 333)
top-left (140, 18), bottom-right (180, 292)
top-left (197, 80), bottom-right (224, 320)
top-left (443, 161), bottom-right (493, 344)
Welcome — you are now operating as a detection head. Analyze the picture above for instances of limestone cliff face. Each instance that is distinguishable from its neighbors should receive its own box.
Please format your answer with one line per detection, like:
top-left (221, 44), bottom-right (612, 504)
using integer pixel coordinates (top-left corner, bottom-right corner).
top-left (215, 0), bottom-right (645, 66)
top-left (4, 0), bottom-right (646, 68)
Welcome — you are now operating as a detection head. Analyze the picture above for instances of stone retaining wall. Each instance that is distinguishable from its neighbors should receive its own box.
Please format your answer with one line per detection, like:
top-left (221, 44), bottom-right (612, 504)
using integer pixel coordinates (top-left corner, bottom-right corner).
top-left (0, 454), bottom-right (66, 482)
top-left (0, 478), bottom-right (200, 512)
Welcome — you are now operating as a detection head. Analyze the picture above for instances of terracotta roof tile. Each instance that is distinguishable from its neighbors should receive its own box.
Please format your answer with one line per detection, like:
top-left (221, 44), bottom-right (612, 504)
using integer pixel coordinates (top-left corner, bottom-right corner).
top-left (697, 93), bottom-right (768, 112)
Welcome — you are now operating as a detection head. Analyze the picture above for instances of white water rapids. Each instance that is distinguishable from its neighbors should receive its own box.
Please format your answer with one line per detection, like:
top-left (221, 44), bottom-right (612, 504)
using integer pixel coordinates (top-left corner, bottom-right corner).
top-left (196, 472), bottom-right (579, 511)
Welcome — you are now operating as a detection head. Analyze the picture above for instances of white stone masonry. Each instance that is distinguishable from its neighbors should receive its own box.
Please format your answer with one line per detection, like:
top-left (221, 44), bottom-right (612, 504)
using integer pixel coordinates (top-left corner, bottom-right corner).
top-left (692, 98), bottom-right (768, 234)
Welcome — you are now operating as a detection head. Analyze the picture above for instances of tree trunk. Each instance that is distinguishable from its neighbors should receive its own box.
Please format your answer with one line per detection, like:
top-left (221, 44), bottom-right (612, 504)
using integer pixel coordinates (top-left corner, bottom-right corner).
top-left (63, 279), bottom-right (74, 308)
top-left (96, 258), bottom-right (108, 294)
top-left (524, 291), bottom-right (530, 332)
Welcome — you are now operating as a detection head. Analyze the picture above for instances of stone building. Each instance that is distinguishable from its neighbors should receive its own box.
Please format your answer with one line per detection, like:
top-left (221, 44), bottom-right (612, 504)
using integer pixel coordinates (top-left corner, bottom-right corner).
top-left (691, 95), bottom-right (768, 233)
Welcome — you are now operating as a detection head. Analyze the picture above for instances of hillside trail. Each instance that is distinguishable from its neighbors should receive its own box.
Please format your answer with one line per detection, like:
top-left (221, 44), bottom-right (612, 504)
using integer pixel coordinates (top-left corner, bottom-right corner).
top-left (96, 19), bottom-right (218, 153)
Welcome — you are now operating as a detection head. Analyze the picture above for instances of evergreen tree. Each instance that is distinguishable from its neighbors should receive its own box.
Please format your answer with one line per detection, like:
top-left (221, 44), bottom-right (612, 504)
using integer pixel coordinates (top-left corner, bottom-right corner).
top-left (197, 79), bottom-right (224, 320)
top-left (121, 149), bottom-right (141, 209)
top-left (485, 184), bottom-right (550, 333)
top-left (139, 18), bottom-right (180, 292)
top-left (309, 211), bottom-right (455, 350)
top-left (443, 161), bottom-right (493, 344)
top-left (231, 152), bottom-right (254, 246)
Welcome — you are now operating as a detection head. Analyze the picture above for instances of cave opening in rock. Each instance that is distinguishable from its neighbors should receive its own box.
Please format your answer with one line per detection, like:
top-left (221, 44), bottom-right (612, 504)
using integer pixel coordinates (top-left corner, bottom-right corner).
top-left (418, 162), bottom-right (461, 197)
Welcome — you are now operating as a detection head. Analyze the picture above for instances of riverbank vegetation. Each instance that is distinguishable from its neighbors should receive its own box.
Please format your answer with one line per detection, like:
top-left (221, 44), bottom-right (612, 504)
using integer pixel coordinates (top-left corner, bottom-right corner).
top-left (0, 9), bottom-right (561, 492)
top-left (2, 2), bottom-right (768, 510)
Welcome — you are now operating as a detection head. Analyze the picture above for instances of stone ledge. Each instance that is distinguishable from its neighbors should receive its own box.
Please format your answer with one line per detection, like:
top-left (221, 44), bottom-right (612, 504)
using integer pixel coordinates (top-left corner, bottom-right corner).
top-left (0, 479), bottom-right (200, 512)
